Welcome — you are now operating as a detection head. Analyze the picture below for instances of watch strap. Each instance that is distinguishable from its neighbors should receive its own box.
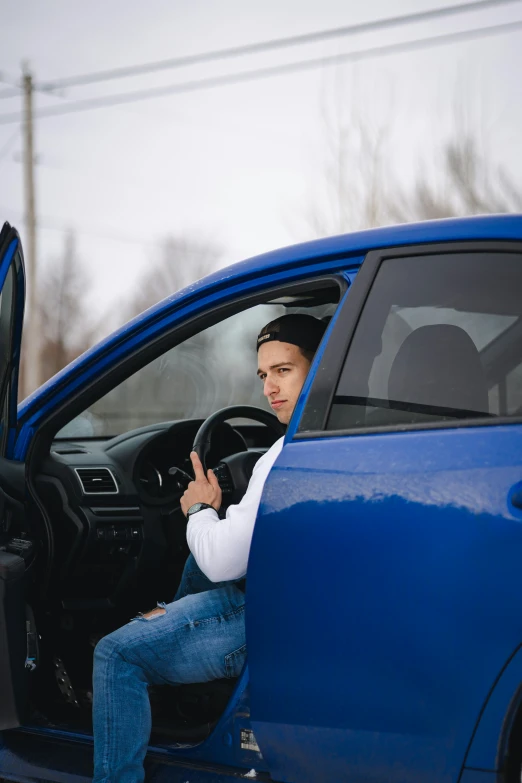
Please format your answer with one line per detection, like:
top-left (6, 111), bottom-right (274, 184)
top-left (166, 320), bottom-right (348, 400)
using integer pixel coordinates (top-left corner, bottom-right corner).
top-left (186, 502), bottom-right (215, 518)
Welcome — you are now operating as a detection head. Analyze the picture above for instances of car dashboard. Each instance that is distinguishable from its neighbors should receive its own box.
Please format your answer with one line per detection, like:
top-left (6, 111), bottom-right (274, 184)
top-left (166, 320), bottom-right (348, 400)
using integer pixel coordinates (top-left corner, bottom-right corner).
top-left (27, 418), bottom-right (273, 613)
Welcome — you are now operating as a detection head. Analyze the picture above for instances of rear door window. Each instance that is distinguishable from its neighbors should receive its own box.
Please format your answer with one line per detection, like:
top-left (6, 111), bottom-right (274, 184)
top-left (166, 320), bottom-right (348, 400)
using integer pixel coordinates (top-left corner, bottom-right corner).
top-left (327, 251), bottom-right (522, 431)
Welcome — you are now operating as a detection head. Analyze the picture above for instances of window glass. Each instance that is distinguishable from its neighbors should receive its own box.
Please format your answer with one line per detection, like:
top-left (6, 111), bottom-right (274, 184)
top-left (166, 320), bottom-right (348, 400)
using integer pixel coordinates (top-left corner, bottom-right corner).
top-left (507, 362), bottom-right (522, 415)
top-left (327, 252), bottom-right (522, 431)
top-left (57, 298), bottom-right (337, 438)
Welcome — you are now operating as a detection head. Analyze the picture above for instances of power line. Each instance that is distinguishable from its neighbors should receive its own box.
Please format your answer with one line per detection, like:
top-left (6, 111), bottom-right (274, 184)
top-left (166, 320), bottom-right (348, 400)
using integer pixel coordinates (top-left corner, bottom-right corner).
top-left (0, 71), bottom-right (22, 93)
top-left (53, 221), bottom-right (165, 248)
top-left (0, 17), bottom-right (521, 126)
top-left (0, 0), bottom-right (518, 99)
top-left (0, 207), bottom-right (164, 249)
top-left (0, 129), bottom-right (19, 161)
top-left (39, 221), bottom-right (163, 249)
top-left (0, 77), bottom-right (66, 101)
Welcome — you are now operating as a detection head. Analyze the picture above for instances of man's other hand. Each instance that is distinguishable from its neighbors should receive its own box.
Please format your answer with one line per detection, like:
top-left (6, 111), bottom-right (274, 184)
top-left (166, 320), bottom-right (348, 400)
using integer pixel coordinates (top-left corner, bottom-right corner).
top-left (180, 451), bottom-right (222, 517)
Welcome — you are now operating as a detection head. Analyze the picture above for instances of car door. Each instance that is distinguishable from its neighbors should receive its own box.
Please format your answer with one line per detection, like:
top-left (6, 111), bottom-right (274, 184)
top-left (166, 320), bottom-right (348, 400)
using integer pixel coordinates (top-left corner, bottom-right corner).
top-left (246, 241), bottom-right (522, 783)
top-left (0, 223), bottom-right (28, 731)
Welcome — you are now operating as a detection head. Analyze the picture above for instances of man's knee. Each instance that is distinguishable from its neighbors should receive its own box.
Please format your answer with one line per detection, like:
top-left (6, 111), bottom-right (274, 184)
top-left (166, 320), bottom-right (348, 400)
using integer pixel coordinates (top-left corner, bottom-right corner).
top-left (94, 606), bottom-right (167, 668)
top-left (93, 625), bottom-right (131, 668)
top-left (142, 606), bottom-right (166, 620)
top-left (94, 633), bottom-right (118, 667)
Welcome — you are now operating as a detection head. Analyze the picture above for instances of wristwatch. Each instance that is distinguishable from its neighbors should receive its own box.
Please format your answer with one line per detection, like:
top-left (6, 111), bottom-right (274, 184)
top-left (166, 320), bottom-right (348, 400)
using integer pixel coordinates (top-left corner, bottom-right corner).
top-left (186, 502), bottom-right (214, 518)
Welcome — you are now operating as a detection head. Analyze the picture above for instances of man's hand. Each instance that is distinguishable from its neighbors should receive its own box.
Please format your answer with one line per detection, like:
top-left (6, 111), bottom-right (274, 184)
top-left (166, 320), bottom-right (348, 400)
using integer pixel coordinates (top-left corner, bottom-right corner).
top-left (180, 451), bottom-right (222, 517)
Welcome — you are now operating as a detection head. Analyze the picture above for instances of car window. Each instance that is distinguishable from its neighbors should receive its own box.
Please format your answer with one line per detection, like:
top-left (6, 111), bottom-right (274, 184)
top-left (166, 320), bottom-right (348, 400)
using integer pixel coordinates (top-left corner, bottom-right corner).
top-left (327, 251), bottom-right (522, 432)
top-left (507, 361), bottom-right (522, 415)
top-left (57, 299), bottom-right (337, 438)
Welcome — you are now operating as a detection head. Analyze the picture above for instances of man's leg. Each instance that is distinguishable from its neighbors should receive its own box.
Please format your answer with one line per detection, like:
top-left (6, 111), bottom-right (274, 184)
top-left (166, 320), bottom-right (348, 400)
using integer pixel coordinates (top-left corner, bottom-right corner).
top-left (172, 554), bottom-right (245, 601)
top-left (173, 552), bottom-right (232, 600)
top-left (92, 584), bottom-right (246, 783)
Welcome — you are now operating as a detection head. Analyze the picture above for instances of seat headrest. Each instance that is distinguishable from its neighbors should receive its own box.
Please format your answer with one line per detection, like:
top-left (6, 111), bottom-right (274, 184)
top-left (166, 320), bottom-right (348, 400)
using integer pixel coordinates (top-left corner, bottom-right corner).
top-left (388, 324), bottom-right (489, 415)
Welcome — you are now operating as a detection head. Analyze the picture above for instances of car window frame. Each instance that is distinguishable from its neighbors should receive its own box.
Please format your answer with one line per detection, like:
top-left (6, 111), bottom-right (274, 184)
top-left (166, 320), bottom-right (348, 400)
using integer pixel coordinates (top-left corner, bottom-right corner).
top-left (295, 240), bottom-right (522, 439)
top-left (29, 274), bottom-right (347, 455)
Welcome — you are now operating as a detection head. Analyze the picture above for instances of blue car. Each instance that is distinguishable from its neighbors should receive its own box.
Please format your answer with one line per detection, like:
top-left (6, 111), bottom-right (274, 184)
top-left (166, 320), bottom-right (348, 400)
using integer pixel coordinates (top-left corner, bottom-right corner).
top-left (1, 214), bottom-right (522, 783)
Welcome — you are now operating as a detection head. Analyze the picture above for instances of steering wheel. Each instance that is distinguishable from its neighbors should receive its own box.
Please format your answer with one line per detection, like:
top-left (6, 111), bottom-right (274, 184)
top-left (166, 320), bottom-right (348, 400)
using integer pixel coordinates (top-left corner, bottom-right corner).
top-left (193, 405), bottom-right (285, 502)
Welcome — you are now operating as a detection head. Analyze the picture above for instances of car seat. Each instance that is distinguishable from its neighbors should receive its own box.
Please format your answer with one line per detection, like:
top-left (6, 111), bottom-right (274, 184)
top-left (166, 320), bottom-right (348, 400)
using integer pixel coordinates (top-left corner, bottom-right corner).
top-left (387, 323), bottom-right (489, 418)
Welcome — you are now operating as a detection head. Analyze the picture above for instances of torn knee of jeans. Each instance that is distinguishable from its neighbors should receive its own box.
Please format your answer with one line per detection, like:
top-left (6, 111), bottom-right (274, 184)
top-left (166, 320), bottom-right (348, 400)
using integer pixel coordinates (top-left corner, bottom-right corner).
top-left (135, 602), bottom-right (167, 621)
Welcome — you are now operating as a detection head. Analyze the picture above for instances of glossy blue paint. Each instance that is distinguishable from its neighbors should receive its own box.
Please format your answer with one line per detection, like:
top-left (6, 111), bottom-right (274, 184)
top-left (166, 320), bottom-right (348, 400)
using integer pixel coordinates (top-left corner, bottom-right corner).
top-left (0, 237), bottom-right (18, 287)
top-left (247, 424), bottom-right (522, 783)
top-left (459, 771), bottom-right (497, 783)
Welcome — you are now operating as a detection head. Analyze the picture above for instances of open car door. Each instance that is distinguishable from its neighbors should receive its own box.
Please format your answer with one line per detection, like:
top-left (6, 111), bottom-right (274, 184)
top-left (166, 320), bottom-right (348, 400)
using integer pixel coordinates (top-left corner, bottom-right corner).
top-left (0, 222), bottom-right (27, 731)
top-left (245, 242), bottom-right (522, 783)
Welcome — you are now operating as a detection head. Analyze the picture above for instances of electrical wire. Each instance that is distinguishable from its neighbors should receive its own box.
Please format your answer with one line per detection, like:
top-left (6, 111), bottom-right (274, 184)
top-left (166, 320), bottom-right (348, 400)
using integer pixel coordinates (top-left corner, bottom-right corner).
top-left (37, 220), bottom-right (164, 249)
top-left (0, 204), bottom-right (164, 249)
top-left (0, 129), bottom-right (19, 160)
top-left (0, 17), bottom-right (521, 126)
top-left (0, 72), bottom-right (22, 93)
top-left (0, 0), bottom-right (518, 98)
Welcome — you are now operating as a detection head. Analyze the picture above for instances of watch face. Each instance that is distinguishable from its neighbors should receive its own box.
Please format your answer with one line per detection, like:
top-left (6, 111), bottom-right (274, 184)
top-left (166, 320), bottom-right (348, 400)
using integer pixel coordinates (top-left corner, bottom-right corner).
top-left (188, 502), bottom-right (210, 516)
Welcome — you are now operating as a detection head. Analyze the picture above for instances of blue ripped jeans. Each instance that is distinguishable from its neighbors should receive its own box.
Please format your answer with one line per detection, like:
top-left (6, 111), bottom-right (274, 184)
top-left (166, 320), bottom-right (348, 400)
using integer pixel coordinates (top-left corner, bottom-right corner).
top-left (92, 554), bottom-right (246, 783)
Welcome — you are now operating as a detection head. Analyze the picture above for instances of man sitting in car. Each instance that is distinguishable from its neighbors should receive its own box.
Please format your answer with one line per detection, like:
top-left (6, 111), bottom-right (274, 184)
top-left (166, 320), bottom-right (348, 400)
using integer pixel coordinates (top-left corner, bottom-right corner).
top-left (92, 313), bottom-right (326, 783)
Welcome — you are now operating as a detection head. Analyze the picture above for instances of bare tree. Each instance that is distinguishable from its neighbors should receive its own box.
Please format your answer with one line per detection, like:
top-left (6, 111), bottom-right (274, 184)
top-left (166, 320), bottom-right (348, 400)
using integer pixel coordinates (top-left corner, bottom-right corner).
top-left (125, 236), bottom-right (222, 319)
top-left (299, 74), bottom-right (393, 239)
top-left (390, 135), bottom-right (522, 222)
top-left (38, 232), bottom-right (97, 385)
top-left (303, 82), bottom-right (522, 238)
top-left (83, 234), bottom-right (224, 433)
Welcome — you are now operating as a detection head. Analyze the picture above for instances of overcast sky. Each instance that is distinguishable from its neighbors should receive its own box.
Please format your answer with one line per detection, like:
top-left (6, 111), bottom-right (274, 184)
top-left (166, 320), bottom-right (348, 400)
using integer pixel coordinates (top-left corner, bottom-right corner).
top-left (1, 0), bottom-right (521, 329)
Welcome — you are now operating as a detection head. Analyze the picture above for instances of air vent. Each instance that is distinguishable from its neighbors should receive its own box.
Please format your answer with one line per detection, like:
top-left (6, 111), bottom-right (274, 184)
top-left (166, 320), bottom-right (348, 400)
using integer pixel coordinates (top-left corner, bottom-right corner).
top-left (75, 468), bottom-right (118, 495)
top-left (53, 447), bottom-right (89, 455)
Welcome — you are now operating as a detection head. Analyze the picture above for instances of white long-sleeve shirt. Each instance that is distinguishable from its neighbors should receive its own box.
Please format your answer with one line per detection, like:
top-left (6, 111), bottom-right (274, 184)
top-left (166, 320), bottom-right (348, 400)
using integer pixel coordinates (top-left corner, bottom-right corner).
top-left (186, 436), bottom-right (284, 582)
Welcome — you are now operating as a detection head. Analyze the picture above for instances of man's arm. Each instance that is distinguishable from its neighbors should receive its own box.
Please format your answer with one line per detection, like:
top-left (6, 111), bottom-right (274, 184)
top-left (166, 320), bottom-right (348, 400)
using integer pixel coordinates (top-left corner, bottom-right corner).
top-left (182, 440), bottom-right (283, 582)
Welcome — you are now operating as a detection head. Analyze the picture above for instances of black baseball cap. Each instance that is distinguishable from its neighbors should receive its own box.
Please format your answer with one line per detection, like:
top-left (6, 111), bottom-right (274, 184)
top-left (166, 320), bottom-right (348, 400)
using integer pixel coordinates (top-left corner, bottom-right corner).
top-left (257, 314), bottom-right (327, 353)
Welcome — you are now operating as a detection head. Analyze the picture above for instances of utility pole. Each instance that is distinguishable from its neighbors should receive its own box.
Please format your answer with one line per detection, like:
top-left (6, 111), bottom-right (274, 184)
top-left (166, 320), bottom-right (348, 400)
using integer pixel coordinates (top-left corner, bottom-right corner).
top-left (22, 63), bottom-right (40, 397)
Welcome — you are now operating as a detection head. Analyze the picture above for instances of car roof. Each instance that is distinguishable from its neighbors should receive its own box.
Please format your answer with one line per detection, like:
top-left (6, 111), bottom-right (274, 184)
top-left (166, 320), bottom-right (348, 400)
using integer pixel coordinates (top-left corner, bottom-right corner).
top-left (19, 214), bottom-right (522, 414)
top-left (122, 212), bottom-right (522, 314)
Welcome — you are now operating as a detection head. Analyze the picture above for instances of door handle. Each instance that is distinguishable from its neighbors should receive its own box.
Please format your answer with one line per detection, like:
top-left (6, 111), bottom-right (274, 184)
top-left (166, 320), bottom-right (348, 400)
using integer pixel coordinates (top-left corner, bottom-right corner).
top-left (510, 481), bottom-right (522, 510)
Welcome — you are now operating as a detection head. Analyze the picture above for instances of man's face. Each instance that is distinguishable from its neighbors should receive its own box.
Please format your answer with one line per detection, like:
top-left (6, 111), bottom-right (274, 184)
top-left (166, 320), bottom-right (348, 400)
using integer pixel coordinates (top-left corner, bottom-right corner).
top-left (257, 341), bottom-right (311, 425)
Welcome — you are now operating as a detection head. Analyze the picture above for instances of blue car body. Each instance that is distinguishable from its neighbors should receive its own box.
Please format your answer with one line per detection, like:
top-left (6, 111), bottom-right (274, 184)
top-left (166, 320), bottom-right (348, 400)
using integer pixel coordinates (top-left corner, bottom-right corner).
top-left (0, 214), bottom-right (521, 782)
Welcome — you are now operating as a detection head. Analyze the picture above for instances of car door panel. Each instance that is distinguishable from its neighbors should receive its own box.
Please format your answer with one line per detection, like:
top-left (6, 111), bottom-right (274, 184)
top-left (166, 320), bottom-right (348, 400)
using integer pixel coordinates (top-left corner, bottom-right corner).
top-left (459, 771), bottom-right (496, 783)
top-left (0, 551), bottom-right (27, 730)
top-left (0, 455), bottom-right (26, 497)
top-left (247, 244), bottom-right (522, 783)
top-left (0, 225), bottom-right (27, 732)
top-left (248, 426), bottom-right (522, 782)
